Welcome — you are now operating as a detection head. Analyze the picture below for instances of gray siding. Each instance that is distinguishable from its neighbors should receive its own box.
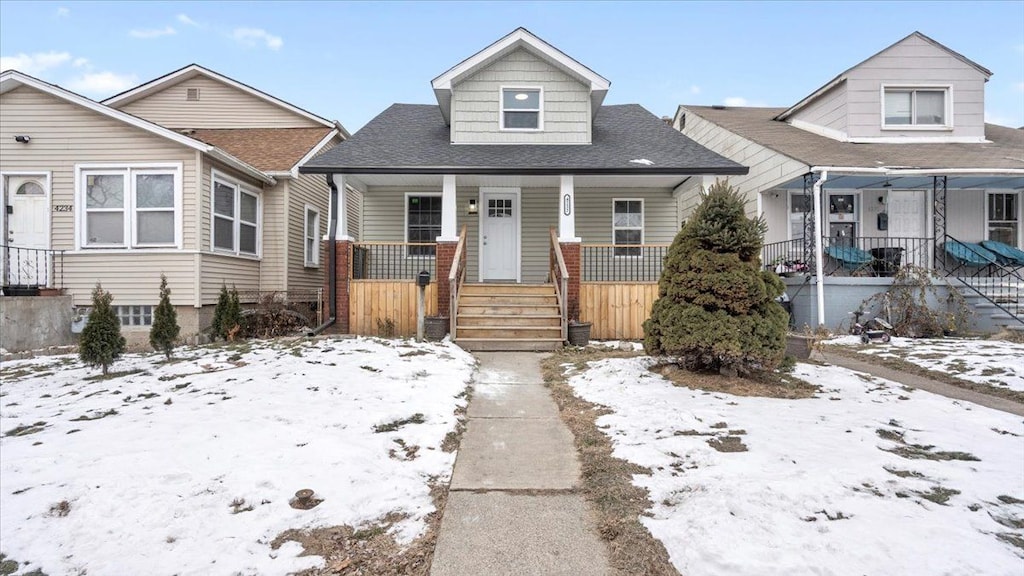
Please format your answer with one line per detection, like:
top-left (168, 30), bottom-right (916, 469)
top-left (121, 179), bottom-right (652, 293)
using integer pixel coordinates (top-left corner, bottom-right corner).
top-left (117, 76), bottom-right (322, 129)
top-left (260, 180), bottom-right (288, 291)
top-left (844, 35), bottom-right (986, 139)
top-left (286, 172), bottom-right (332, 291)
top-left (451, 49), bottom-right (591, 144)
top-left (789, 82), bottom-right (848, 134)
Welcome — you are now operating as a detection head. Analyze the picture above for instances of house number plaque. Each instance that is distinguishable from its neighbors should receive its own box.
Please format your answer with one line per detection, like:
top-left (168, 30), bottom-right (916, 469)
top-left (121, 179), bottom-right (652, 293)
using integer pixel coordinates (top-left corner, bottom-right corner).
top-left (53, 205), bottom-right (73, 212)
top-left (563, 194), bottom-right (571, 216)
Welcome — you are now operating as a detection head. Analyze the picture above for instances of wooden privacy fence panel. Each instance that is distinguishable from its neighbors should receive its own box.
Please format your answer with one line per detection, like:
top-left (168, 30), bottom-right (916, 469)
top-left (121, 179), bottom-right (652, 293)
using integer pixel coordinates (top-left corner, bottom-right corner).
top-left (349, 281), bottom-right (437, 337)
top-left (580, 283), bottom-right (659, 340)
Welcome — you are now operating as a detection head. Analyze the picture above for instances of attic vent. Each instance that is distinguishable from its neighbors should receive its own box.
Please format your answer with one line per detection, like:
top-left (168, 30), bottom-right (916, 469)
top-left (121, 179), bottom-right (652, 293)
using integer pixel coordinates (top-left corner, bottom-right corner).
top-left (186, 88), bottom-right (200, 101)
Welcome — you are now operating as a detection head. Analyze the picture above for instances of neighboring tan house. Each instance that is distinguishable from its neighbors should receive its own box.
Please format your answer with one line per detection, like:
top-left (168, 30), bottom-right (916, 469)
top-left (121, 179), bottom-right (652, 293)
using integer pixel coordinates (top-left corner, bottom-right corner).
top-left (0, 65), bottom-right (352, 342)
top-left (301, 28), bottom-right (747, 349)
top-left (673, 32), bottom-right (1024, 332)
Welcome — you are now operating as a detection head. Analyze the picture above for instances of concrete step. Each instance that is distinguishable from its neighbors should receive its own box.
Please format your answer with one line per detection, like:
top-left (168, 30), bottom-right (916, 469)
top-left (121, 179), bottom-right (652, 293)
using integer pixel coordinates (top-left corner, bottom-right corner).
top-left (458, 314), bottom-right (562, 327)
top-left (457, 326), bottom-right (564, 340)
top-left (457, 338), bottom-right (563, 352)
top-left (460, 283), bottom-right (555, 295)
top-left (458, 304), bottom-right (561, 316)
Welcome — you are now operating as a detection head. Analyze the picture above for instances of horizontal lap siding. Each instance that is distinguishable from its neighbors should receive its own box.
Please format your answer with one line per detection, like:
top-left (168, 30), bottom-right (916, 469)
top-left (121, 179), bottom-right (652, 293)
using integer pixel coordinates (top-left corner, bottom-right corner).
top-left (61, 253), bottom-right (196, 307)
top-left (260, 181), bottom-right (287, 291)
top-left (286, 173), bottom-right (332, 291)
top-left (789, 82), bottom-right (848, 132)
top-left (349, 281), bottom-right (437, 336)
top-left (452, 49), bottom-right (590, 144)
top-left (580, 283), bottom-right (658, 340)
top-left (199, 253), bottom-right (260, 304)
top-left (118, 76), bottom-right (322, 129)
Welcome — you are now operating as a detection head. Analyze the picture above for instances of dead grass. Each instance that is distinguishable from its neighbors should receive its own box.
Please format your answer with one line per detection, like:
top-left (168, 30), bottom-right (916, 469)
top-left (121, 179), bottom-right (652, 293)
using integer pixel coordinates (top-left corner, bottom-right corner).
top-left (541, 347), bottom-right (679, 576)
top-left (707, 436), bottom-right (748, 452)
top-left (272, 483), bottom-right (448, 576)
top-left (825, 346), bottom-right (1024, 404)
top-left (652, 363), bottom-right (819, 399)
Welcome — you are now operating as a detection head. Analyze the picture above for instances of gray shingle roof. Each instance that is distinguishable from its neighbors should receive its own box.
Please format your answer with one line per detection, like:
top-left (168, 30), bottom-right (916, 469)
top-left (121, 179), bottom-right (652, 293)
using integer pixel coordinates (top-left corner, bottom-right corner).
top-left (684, 106), bottom-right (1024, 170)
top-left (301, 104), bottom-right (747, 175)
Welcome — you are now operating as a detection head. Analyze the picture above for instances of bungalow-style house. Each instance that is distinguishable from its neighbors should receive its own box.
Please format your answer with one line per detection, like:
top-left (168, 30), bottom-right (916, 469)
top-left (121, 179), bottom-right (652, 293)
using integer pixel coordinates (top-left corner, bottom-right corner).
top-left (674, 32), bottom-right (1024, 332)
top-left (0, 65), bottom-right (353, 342)
top-left (301, 28), bottom-right (747, 349)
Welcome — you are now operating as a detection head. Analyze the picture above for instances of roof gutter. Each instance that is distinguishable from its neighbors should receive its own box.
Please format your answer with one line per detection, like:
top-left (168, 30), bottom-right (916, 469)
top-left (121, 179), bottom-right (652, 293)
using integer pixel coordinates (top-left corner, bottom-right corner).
top-left (207, 148), bottom-right (276, 185)
top-left (809, 166), bottom-right (1024, 176)
top-left (811, 170), bottom-right (828, 328)
top-left (311, 173), bottom-right (339, 335)
top-left (299, 165), bottom-right (749, 176)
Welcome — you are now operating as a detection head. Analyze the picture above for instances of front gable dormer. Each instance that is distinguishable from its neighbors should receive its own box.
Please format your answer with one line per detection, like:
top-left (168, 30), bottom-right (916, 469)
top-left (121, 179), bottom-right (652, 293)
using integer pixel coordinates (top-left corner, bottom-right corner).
top-left (776, 32), bottom-right (992, 143)
top-left (430, 28), bottom-right (610, 144)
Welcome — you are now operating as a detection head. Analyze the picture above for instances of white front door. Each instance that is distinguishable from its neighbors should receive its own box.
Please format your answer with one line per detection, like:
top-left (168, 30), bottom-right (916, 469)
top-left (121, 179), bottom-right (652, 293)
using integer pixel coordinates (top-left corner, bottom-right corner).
top-left (887, 190), bottom-right (927, 267)
top-left (5, 174), bottom-right (51, 285)
top-left (480, 189), bottom-right (519, 282)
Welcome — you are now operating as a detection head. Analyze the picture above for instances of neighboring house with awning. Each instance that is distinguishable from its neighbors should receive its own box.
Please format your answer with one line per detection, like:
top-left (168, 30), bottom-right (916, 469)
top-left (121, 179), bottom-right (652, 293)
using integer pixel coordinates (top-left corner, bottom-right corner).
top-left (0, 65), bottom-right (350, 343)
top-left (301, 28), bottom-right (747, 349)
top-left (673, 32), bottom-right (1024, 332)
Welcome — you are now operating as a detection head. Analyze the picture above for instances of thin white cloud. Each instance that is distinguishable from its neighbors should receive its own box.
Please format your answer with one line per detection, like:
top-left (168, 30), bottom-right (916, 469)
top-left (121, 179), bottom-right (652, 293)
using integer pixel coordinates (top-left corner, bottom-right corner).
top-left (130, 26), bottom-right (176, 39)
top-left (724, 97), bottom-right (748, 107)
top-left (56, 7), bottom-right (70, 18)
top-left (689, 85), bottom-right (701, 95)
top-left (1013, 81), bottom-right (1024, 94)
top-left (0, 51), bottom-right (71, 75)
top-left (177, 13), bottom-right (200, 27)
top-left (231, 27), bottom-right (283, 50)
top-left (73, 57), bottom-right (89, 68)
top-left (67, 71), bottom-right (138, 96)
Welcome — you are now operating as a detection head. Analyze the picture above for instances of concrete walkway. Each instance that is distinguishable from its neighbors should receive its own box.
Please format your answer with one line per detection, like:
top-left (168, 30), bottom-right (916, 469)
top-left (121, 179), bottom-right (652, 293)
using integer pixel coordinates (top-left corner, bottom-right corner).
top-left (814, 348), bottom-right (1024, 417)
top-left (431, 353), bottom-right (610, 576)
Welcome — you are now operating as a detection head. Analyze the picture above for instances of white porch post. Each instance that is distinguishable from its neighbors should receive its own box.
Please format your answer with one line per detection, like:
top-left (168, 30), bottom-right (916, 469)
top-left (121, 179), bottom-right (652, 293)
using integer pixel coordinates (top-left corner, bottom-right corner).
top-left (558, 174), bottom-right (580, 242)
top-left (438, 174), bottom-right (458, 241)
top-left (812, 171), bottom-right (828, 328)
top-left (331, 174), bottom-right (352, 241)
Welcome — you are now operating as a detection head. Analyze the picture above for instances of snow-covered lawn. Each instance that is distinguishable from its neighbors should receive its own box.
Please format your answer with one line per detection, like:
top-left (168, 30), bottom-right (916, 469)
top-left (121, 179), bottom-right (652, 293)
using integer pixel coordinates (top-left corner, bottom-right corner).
top-left (0, 337), bottom-right (475, 576)
top-left (564, 356), bottom-right (1024, 576)
top-left (823, 336), bottom-right (1024, 393)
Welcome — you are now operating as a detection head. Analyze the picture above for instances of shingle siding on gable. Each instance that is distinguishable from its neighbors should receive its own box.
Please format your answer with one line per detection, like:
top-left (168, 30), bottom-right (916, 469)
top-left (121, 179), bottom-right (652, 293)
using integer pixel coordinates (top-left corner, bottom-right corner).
top-left (451, 49), bottom-right (591, 144)
top-left (844, 35), bottom-right (986, 139)
top-left (118, 76), bottom-right (323, 129)
top-left (788, 82), bottom-right (848, 134)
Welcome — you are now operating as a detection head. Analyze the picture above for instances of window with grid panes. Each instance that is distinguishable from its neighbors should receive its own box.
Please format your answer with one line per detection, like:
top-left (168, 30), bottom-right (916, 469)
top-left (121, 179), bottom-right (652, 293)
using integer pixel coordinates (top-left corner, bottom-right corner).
top-left (406, 195), bottom-right (441, 256)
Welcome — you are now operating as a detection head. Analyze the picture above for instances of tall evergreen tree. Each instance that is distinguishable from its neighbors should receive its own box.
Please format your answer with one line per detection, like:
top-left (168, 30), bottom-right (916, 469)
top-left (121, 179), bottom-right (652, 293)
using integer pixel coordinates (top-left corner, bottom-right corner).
top-left (643, 180), bottom-right (787, 376)
top-left (79, 283), bottom-right (126, 375)
top-left (149, 274), bottom-right (180, 359)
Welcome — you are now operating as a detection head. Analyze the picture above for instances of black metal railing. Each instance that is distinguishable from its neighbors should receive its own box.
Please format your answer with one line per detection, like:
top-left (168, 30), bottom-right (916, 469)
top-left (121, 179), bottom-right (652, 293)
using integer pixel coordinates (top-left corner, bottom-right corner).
top-left (938, 235), bottom-right (1022, 327)
top-left (351, 242), bottom-right (437, 280)
top-left (2, 245), bottom-right (65, 291)
top-left (821, 236), bottom-right (934, 277)
top-left (582, 244), bottom-right (669, 282)
top-left (762, 239), bottom-right (809, 275)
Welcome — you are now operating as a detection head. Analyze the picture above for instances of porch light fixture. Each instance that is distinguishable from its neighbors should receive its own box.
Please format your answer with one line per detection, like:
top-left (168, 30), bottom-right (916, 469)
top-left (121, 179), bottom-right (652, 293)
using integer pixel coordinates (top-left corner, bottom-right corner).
top-left (468, 199), bottom-right (478, 214)
top-left (14, 135), bottom-right (30, 143)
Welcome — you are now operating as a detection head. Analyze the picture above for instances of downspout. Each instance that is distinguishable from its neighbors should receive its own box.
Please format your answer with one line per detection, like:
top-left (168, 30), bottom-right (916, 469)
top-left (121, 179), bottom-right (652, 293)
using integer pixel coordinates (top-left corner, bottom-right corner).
top-left (812, 169), bottom-right (828, 327)
top-left (311, 173), bottom-right (339, 334)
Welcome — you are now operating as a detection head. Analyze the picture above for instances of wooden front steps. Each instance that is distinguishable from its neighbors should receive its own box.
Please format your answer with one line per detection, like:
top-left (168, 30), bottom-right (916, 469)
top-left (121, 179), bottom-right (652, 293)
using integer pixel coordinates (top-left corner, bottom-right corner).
top-left (455, 283), bottom-right (564, 351)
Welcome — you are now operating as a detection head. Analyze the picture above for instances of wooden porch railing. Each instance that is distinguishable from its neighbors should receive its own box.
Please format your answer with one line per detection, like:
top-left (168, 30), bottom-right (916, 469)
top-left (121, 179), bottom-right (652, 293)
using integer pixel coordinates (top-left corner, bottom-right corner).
top-left (448, 224), bottom-right (468, 339)
top-left (550, 228), bottom-right (569, 341)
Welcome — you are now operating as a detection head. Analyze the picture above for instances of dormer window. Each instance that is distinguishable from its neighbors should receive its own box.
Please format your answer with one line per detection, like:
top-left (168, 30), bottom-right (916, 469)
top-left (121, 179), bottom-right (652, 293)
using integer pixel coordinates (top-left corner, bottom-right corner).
top-left (883, 86), bottom-right (949, 128)
top-left (501, 87), bottom-right (542, 130)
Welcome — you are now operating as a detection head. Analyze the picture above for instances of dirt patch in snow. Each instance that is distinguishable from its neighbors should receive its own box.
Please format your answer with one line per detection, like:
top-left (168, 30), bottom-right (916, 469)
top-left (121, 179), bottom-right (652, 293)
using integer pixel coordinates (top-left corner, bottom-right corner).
top-left (651, 363), bottom-right (819, 399)
top-left (541, 347), bottom-right (679, 576)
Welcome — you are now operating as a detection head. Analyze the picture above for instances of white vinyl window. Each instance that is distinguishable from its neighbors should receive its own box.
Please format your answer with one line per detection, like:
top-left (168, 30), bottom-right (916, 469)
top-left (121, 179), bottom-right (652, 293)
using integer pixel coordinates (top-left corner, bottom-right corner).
top-left (987, 193), bottom-right (1019, 246)
top-left (79, 165), bottom-right (181, 249)
top-left (500, 87), bottom-right (542, 130)
top-left (211, 171), bottom-right (259, 256)
top-left (883, 87), bottom-right (948, 127)
top-left (612, 199), bottom-right (643, 257)
top-left (304, 205), bottom-right (320, 267)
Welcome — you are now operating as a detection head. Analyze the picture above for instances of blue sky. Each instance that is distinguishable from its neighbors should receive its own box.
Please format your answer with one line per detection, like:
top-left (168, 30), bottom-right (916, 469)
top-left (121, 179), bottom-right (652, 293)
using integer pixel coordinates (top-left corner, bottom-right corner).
top-left (2, 1), bottom-right (1022, 131)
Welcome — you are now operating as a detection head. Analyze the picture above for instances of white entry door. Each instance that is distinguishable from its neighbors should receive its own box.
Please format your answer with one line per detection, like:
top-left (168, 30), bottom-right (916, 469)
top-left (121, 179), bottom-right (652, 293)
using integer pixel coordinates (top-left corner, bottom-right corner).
top-left (480, 189), bottom-right (520, 282)
top-left (887, 190), bottom-right (927, 267)
top-left (5, 175), bottom-right (51, 285)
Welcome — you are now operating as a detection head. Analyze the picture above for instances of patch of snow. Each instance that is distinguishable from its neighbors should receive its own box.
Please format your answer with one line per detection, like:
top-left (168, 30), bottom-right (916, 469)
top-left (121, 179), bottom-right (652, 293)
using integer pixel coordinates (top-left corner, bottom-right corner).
top-left (629, 158), bottom-right (654, 166)
top-left (592, 340), bottom-right (644, 352)
top-left (566, 356), bottom-right (1024, 576)
top-left (0, 337), bottom-right (476, 576)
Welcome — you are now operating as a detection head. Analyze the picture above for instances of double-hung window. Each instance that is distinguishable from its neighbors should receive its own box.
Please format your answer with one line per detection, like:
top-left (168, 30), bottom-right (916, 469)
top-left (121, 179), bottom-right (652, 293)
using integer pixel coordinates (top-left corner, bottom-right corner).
top-left (987, 193), bottom-right (1019, 246)
top-left (406, 194), bottom-right (441, 257)
top-left (613, 199), bottom-right (643, 257)
top-left (304, 205), bottom-right (320, 267)
top-left (80, 165), bottom-right (180, 249)
top-left (883, 87), bottom-right (948, 128)
top-left (500, 87), bottom-right (542, 130)
top-left (212, 172), bottom-right (259, 256)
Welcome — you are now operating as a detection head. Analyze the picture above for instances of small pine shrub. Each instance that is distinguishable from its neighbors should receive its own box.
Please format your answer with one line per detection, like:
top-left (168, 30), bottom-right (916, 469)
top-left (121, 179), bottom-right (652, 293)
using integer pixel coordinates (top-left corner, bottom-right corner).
top-left (211, 284), bottom-right (242, 341)
top-left (643, 180), bottom-right (787, 376)
top-left (211, 284), bottom-right (230, 339)
top-left (79, 283), bottom-right (126, 375)
top-left (149, 274), bottom-right (180, 359)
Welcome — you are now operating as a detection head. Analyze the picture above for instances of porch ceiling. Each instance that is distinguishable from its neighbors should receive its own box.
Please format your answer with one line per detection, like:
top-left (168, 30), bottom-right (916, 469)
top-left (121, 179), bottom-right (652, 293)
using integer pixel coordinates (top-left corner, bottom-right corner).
top-left (347, 173), bottom-right (690, 189)
top-left (775, 174), bottom-right (1024, 190)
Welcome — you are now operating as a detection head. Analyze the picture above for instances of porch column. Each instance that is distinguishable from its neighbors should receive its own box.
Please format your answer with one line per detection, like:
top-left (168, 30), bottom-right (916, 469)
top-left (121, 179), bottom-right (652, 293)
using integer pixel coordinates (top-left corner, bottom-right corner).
top-left (325, 174), bottom-right (352, 333)
top-left (558, 174), bottom-right (582, 320)
top-left (332, 174), bottom-right (351, 241)
top-left (436, 174), bottom-right (458, 319)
